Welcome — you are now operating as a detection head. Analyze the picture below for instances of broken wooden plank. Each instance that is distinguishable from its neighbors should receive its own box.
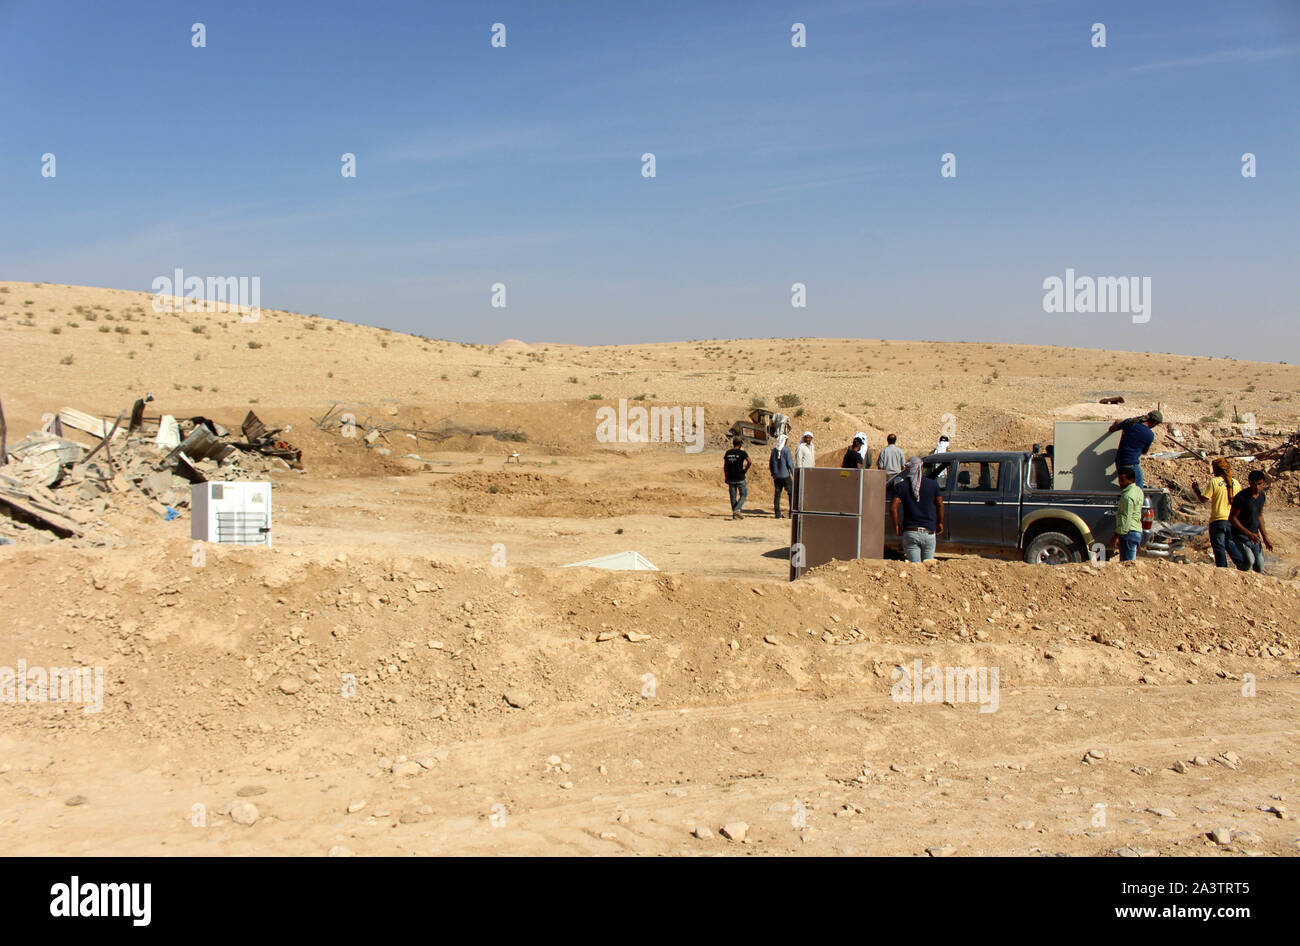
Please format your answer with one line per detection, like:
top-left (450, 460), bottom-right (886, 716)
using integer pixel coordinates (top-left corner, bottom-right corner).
top-left (78, 411), bottom-right (126, 467)
top-left (0, 487), bottom-right (83, 537)
top-left (56, 407), bottom-right (126, 441)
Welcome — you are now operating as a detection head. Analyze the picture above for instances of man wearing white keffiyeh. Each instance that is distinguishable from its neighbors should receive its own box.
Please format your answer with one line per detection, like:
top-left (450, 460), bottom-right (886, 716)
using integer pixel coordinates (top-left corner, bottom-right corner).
top-left (889, 457), bottom-right (944, 562)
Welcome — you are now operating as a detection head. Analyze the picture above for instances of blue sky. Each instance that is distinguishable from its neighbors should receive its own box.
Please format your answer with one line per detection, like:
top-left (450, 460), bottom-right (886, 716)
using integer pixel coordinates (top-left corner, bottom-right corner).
top-left (2, 0), bottom-right (1298, 360)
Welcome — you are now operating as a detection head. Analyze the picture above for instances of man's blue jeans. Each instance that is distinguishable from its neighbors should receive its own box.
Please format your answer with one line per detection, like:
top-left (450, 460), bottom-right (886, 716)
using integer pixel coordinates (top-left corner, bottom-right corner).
top-left (728, 480), bottom-right (747, 513)
top-left (902, 529), bottom-right (936, 562)
top-left (773, 477), bottom-right (792, 517)
top-left (1209, 520), bottom-right (1242, 568)
top-left (1118, 530), bottom-right (1142, 561)
top-left (1233, 535), bottom-right (1264, 573)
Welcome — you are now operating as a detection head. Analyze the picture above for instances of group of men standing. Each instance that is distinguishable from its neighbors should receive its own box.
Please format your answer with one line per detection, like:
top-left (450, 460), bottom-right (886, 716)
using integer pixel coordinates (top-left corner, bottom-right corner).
top-left (1192, 458), bottom-right (1273, 572)
top-left (1108, 408), bottom-right (1274, 570)
top-left (724, 429), bottom-right (923, 529)
top-left (724, 408), bottom-right (1276, 574)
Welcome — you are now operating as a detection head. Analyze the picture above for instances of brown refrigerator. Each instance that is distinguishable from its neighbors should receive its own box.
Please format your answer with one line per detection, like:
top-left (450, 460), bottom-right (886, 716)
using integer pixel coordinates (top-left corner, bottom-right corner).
top-left (789, 467), bottom-right (886, 579)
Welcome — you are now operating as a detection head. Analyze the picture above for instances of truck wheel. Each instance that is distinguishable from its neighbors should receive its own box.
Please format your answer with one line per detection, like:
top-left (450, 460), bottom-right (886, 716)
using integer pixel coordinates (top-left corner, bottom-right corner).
top-left (1024, 531), bottom-right (1084, 565)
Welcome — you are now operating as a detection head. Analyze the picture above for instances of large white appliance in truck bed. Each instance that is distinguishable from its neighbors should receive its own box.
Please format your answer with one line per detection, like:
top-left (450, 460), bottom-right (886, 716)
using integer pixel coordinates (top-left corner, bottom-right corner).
top-left (1052, 421), bottom-right (1124, 491)
top-left (191, 481), bottom-right (272, 547)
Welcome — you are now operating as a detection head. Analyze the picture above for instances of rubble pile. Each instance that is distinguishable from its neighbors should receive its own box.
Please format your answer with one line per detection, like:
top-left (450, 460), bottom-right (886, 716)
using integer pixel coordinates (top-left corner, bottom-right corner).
top-left (0, 398), bottom-right (300, 546)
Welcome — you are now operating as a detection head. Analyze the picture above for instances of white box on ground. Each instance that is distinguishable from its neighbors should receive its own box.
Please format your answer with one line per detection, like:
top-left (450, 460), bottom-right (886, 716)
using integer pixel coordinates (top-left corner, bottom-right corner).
top-left (191, 481), bottom-right (273, 547)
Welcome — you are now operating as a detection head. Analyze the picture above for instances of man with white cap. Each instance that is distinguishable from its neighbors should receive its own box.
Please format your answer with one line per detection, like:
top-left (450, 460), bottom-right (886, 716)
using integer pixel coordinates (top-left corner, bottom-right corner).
top-left (795, 431), bottom-right (815, 470)
top-left (855, 432), bottom-right (872, 469)
top-left (769, 433), bottom-right (795, 519)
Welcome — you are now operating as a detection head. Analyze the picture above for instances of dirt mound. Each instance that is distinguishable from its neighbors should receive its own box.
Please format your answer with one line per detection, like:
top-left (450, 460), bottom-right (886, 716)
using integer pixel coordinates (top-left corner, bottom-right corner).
top-left (445, 471), bottom-right (565, 495)
top-left (3, 543), bottom-right (1295, 754)
top-left (437, 471), bottom-right (696, 517)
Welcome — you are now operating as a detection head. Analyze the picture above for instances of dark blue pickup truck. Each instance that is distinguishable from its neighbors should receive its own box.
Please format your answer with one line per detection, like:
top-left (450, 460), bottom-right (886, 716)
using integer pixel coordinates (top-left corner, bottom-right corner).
top-left (883, 450), bottom-right (1180, 564)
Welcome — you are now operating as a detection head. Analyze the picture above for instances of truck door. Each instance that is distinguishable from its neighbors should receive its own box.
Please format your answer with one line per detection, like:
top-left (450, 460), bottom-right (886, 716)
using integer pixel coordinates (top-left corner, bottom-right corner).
top-left (944, 460), bottom-right (1007, 547)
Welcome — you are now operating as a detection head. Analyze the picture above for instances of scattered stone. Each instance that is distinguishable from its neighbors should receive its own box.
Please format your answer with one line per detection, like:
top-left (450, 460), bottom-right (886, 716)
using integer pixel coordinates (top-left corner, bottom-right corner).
top-left (596, 631), bottom-right (617, 642)
top-left (625, 632), bottom-right (651, 643)
top-left (64, 795), bottom-right (88, 807)
top-left (1172, 760), bottom-right (1189, 774)
top-left (763, 635), bottom-right (779, 645)
top-left (346, 799), bottom-right (367, 814)
top-left (391, 761), bottom-right (423, 777)
top-left (277, 676), bottom-right (303, 695)
top-left (1210, 827), bottom-right (1233, 846)
top-left (327, 845), bottom-right (355, 857)
top-left (1147, 807), bottom-right (1176, 818)
top-left (1015, 820), bottom-right (1035, 830)
top-left (1192, 755), bottom-right (1211, 767)
top-left (236, 785), bottom-right (267, 797)
top-left (720, 822), bottom-right (748, 842)
top-left (430, 704), bottom-right (447, 719)
top-left (1215, 751), bottom-right (1241, 769)
top-left (926, 846), bottom-right (956, 857)
top-left (692, 825), bottom-right (715, 840)
top-left (503, 688), bottom-right (533, 709)
top-left (229, 801), bottom-right (260, 826)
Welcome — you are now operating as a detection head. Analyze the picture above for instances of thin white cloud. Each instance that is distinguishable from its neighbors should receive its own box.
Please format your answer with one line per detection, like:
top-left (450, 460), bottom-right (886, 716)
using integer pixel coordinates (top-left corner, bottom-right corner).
top-left (1123, 44), bottom-right (1300, 74)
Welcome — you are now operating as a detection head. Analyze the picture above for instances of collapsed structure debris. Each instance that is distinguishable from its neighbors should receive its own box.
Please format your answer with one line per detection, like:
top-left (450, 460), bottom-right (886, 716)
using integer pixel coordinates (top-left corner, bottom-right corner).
top-left (313, 403), bottom-right (525, 457)
top-left (0, 396), bottom-right (301, 546)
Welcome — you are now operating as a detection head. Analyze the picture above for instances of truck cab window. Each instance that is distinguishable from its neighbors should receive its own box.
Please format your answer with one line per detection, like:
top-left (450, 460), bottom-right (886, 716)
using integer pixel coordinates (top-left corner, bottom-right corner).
top-left (923, 462), bottom-right (949, 489)
top-left (956, 461), bottom-right (1000, 491)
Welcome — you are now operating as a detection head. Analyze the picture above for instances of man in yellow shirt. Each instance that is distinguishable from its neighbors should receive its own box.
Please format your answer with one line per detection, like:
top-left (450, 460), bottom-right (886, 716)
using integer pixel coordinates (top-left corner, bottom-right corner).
top-left (1194, 457), bottom-right (1242, 568)
top-left (1115, 467), bottom-right (1144, 562)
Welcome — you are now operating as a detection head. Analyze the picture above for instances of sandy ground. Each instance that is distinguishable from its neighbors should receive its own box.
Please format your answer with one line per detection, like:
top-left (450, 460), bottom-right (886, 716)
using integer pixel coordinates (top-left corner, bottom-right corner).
top-left (2, 280), bottom-right (1299, 857)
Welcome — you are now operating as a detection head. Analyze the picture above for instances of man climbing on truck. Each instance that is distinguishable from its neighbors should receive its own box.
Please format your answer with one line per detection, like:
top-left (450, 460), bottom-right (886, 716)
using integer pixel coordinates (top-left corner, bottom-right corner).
top-left (1108, 410), bottom-right (1162, 488)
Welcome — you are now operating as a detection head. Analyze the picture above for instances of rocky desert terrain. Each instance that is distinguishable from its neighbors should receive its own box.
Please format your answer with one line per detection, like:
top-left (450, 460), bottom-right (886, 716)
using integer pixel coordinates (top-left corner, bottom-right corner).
top-left (1, 280), bottom-right (1298, 856)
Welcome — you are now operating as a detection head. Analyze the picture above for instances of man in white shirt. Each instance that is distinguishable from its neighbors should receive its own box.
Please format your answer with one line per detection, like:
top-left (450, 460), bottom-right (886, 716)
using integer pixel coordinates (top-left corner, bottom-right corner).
top-left (935, 435), bottom-right (950, 454)
top-left (795, 431), bottom-right (815, 469)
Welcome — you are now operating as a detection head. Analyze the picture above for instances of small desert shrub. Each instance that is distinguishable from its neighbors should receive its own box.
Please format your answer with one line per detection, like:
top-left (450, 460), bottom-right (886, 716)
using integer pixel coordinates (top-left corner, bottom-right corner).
top-left (247, 340), bottom-right (263, 349)
top-left (776, 393), bottom-right (801, 408)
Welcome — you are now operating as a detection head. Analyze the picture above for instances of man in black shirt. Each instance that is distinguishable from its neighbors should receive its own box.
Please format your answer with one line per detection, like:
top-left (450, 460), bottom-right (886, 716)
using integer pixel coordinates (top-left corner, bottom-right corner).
top-left (723, 437), bottom-right (751, 520)
top-left (889, 457), bottom-right (944, 562)
top-left (1228, 470), bottom-right (1273, 573)
top-left (842, 436), bottom-right (865, 469)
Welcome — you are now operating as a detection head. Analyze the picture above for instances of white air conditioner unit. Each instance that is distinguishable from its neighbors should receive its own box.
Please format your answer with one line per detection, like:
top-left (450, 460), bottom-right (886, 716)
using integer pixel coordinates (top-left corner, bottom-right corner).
top-left (191, 481), bottom-right (272, 547)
